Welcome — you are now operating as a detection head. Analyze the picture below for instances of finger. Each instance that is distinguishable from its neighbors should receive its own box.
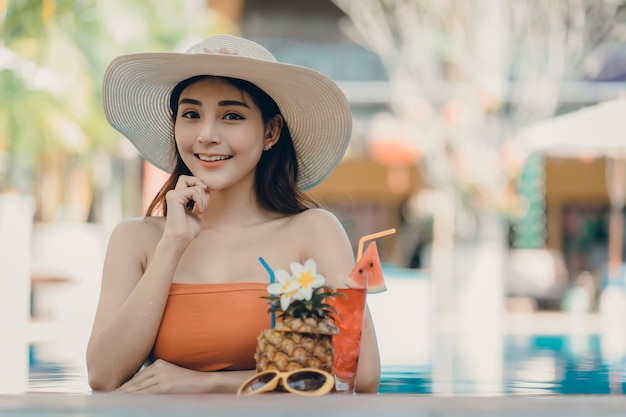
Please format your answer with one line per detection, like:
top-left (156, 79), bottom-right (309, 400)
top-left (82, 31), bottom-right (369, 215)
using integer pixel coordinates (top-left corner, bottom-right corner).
top-left (168, 185), bottom-right (203, 211)
top-left (170, 177), bottom-right (208, 212)
top-left (117, 379), bottom-right (158, 393)
top-left (198, 186), bottom-right (210, 212)
top-left (181, 186), bottom-right (207, 214)
top-left (116, 372), bottom-right (154, 393)
top-left (191, 186), bottom-right (210, 213)
top-left (175, 175), bottom-right (208, 191)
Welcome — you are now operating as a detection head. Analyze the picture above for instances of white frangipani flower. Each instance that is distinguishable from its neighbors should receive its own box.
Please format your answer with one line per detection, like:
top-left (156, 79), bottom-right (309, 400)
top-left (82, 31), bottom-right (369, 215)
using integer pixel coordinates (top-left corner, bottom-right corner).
top-left (267, 268), bottom-right (301, 311)
top-left (266, 259), bottom-right (328, 311)
top-left (290, 259), bottom-right (326, 301)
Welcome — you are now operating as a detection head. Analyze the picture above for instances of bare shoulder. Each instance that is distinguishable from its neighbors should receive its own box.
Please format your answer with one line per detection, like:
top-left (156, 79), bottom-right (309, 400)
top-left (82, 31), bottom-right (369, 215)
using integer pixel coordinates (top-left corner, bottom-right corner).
top-left (285, 208), bottom-right (355, 285)
top-left (287, 208), bottom-right (345, 233)
top-left (110, 216), bottom-right (164, 243)
top-left (106, 216), bottom-right (164, 265)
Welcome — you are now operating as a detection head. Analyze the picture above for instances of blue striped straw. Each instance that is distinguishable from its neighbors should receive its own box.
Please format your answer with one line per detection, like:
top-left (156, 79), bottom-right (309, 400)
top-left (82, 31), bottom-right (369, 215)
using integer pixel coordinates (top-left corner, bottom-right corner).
top-left (258, 257), bottom-right (276, 329)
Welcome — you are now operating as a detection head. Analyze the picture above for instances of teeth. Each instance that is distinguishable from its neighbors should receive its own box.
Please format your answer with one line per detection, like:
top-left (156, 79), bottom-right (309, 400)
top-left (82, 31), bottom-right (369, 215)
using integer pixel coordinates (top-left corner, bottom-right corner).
top-left (197, 154), bottom-right (231, 162)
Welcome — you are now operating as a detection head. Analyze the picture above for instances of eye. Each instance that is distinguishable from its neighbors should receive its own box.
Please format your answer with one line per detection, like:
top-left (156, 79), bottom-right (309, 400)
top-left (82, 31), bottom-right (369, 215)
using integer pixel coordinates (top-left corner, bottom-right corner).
top-left (181, 110), bottom-right (200, 119)
top-left (224, 112), bottom-right (244, 120)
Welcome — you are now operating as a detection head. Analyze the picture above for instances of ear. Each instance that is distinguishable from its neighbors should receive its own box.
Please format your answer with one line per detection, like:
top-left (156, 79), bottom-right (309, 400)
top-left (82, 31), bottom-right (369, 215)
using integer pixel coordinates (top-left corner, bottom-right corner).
top-left (263, 114), bottom-right (283, 150)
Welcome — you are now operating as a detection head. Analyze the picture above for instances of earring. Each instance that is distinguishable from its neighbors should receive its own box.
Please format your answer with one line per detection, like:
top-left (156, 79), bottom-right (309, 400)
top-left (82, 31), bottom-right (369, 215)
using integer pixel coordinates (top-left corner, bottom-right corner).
top-left (264, 144), bottom-right (273, 151)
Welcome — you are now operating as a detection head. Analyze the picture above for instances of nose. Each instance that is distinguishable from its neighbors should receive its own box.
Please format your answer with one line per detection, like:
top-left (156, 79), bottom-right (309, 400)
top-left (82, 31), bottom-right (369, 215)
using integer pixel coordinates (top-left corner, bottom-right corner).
top-left (197, 119), bottom-right (221, 145)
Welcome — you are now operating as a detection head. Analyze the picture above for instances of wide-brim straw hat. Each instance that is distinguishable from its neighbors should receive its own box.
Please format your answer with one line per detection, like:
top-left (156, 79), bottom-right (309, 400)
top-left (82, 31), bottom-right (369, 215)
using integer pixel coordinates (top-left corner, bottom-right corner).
top-left (102, 34), bottom-right (352, 190)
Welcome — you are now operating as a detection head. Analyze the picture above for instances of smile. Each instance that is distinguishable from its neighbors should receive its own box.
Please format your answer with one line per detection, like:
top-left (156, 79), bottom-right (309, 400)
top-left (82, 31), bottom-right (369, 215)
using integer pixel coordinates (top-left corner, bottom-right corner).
top-left (196, 154), bottom-right (233, 162)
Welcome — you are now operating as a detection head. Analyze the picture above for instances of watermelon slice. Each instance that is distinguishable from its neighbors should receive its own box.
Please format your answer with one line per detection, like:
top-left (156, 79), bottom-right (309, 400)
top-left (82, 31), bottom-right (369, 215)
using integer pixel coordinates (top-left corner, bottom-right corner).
top-left (346, 241), bottom-right (387, 293)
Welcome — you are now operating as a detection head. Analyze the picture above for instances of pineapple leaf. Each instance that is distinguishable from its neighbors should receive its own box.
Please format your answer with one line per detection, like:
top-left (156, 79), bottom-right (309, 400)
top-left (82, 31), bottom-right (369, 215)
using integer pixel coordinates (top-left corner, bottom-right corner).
top-left (261, 285), bottom-right (344, 321)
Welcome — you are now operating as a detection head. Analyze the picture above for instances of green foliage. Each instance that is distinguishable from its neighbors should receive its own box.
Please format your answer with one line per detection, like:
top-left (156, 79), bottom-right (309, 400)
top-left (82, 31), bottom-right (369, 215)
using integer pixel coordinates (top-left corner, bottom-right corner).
top-left (0, 0), bottom-right (222, 219)
top-left (2, 0), bottom-right (99, 42)
top-left (0, 0), bottom-right (108, 195)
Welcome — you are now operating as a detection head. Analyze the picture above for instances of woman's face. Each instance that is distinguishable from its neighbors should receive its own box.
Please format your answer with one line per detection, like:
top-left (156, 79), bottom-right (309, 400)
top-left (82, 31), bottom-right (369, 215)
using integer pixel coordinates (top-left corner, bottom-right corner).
top-left (174, 78), bottom-right (269, 192)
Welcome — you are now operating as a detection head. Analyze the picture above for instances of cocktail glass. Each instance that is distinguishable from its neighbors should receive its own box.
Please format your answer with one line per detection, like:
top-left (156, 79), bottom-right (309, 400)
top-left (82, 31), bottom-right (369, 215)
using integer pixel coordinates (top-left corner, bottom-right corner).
top-left (329, 273), bottom-right (368, 393)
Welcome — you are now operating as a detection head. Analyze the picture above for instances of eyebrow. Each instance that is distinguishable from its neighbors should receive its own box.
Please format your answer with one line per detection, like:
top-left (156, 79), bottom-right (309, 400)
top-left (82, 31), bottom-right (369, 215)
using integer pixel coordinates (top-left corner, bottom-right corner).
top-left (178, 98), bottom-right (250, 108)
top-left (179, 98), bottom-right (202, 106)
top-left (218, 100), bottom-right (250, 108)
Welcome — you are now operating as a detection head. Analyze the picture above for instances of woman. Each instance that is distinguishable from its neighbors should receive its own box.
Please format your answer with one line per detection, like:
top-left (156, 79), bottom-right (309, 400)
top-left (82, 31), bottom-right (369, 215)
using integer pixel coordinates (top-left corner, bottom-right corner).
top-left (86, 34), bottom-right (380, 394)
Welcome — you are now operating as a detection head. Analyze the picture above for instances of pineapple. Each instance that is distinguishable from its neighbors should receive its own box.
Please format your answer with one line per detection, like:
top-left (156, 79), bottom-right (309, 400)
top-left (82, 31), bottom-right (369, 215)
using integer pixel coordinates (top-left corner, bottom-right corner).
top-left (255, 261), bottom-right (341, 374)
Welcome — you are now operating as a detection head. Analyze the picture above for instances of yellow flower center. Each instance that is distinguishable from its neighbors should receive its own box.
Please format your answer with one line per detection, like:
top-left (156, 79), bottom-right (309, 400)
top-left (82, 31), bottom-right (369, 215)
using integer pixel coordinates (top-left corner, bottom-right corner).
top-left (284, 288), bottom-right (299, 297)
top-left (298, 271), bottom-right (315, 288)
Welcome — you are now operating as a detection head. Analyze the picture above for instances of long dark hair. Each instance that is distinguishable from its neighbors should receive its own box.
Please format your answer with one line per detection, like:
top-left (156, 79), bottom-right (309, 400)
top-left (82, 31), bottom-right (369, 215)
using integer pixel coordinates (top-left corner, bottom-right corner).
top-left (145, 75), bottom-right (319, 216)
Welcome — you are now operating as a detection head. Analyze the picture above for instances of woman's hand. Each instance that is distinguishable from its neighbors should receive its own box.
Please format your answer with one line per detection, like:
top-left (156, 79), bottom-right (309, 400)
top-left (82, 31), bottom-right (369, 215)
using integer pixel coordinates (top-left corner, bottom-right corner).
top-left (163, 175), bottom-right (209, 243)
top-left (115, 359), bottom-right (208, 394)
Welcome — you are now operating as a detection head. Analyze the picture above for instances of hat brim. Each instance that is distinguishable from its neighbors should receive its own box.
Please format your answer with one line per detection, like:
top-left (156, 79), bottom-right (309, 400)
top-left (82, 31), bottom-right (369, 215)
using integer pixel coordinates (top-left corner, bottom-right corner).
top-left (102, 52), bottom-right (352, 190)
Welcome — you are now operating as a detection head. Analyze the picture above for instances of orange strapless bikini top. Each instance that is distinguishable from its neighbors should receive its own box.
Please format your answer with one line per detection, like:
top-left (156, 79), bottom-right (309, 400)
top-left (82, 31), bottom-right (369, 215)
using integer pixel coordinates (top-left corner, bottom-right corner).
top-left (152, 282), bottom-right (270, 372)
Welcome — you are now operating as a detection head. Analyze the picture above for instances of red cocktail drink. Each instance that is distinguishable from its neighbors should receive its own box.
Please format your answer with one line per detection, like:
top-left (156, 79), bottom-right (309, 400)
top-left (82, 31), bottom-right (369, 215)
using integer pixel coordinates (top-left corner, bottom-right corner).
top-left (331, 286), bottom-right (367, 392)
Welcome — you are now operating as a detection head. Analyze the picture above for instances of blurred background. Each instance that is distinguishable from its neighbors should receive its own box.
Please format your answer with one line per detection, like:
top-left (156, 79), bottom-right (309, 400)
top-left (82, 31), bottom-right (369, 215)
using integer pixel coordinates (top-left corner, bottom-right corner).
top-left (3, 0), bottom-right (626, 395)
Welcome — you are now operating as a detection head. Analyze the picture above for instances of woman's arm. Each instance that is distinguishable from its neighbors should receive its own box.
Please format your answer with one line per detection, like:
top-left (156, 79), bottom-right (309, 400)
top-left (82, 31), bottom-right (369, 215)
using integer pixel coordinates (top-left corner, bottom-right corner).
top-left (355, 306), bottom-right (381, 393)
top-left (295, 208), bottom-right (382, 393)
top-left (114, 359), bottom-right (256, 394)
top-left (86, 219), bottom-right (190, 391)
top-left (87, 176), bottom-right (209, 391)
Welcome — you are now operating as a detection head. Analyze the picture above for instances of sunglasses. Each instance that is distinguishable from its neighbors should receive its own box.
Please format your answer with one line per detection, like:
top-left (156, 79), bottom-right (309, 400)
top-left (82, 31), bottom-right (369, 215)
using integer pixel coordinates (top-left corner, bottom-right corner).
top-left (237, 368), bottom-right (335, 396)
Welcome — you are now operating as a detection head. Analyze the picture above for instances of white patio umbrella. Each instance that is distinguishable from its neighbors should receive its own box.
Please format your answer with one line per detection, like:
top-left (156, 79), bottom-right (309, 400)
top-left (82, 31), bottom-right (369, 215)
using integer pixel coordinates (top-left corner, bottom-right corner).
top-left (521, 98), bottom-right (626, 158)
top-left (519, 98), bottom-right (626, 283)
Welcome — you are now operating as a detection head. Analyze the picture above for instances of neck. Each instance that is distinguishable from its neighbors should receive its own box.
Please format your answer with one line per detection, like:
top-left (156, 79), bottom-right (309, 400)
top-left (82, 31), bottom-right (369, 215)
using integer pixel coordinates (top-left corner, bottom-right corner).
top-left (200, 188), bottom-right (275, 230)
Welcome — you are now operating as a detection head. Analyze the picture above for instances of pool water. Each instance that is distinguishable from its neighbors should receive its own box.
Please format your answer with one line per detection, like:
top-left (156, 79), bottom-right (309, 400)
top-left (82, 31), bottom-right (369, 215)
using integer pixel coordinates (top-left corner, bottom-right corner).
top-left (28, 334), bottom-right (626, 395)
top-left (29, 345), bottom-right (90, 394)
top-left (378, 334), bottom-right (626, 395)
